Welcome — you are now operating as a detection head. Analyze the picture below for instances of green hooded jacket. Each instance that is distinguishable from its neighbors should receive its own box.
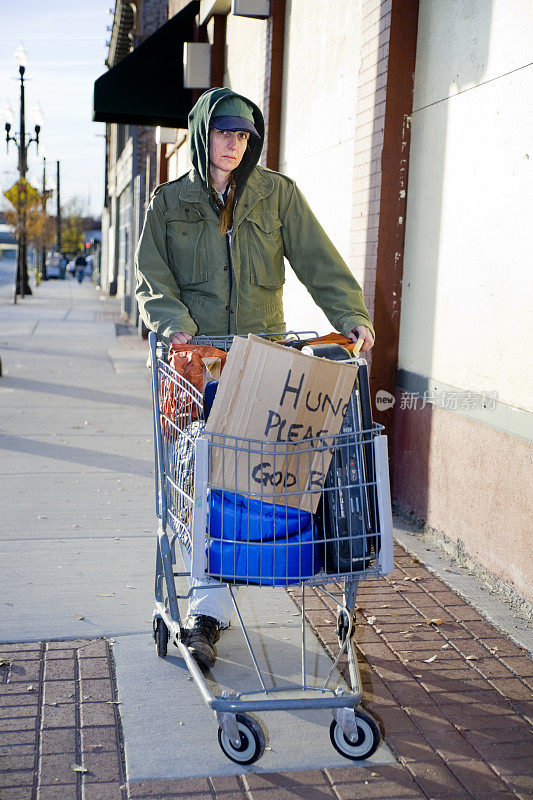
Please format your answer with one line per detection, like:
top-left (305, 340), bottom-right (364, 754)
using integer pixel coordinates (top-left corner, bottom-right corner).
top-left (134, 87), bottom-right (374, 344)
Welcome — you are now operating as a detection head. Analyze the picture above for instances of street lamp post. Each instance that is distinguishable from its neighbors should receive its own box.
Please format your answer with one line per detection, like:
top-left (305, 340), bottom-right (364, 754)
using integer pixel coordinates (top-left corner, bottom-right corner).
top-left (41, 156), bottom-right (48, 281)
top-left (4, 44), bottom-right (41, 297)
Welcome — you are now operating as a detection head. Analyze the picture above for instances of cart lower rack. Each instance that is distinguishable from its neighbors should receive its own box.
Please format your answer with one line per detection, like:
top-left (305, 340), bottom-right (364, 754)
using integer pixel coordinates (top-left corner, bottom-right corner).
top-left (149, 331), bottom-right (394, 764)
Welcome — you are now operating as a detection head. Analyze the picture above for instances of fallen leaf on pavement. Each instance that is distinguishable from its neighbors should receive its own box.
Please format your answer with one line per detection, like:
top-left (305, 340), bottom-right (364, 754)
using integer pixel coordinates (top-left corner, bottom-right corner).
top-left (87, 745), bottom-right (102, 751)
top-left (367, 616), bottom-right (377, 624)
top-left (70, 764), bottom-right (88, 773)
top-left (37, 515), bottom-right (48, 520)
top-left (423, 655), bottom-right (437, 663)
top-left (96, 593), bottom-right (114, 597)
top-left (75, 615), bottom-right (85, 620)
top-left (465, 655), bottom-right (478, 661)
top-left (27, 685), bottom-right (36, 692)
top-left (424, 618), bottom-right (445, 626)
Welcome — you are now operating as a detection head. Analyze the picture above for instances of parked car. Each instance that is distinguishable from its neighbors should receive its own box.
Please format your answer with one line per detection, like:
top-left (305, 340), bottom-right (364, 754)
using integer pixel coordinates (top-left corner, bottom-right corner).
top-left (45, 253), bottom-right (61, 279)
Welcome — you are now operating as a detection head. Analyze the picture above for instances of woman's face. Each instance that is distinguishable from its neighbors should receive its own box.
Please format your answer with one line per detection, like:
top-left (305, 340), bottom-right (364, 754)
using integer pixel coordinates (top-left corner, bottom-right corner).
top-left (209, 127), bottom-right (250, 174)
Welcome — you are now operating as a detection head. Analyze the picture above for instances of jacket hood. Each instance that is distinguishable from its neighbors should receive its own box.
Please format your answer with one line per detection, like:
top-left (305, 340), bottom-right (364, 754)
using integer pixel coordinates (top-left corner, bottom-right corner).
top-left (188, 87), bottom-right (265, 193)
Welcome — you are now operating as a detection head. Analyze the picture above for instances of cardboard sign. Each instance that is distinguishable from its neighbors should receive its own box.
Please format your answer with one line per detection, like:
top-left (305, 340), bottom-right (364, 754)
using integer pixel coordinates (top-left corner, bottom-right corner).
top-left (204, 334), bottom-right (357, 512)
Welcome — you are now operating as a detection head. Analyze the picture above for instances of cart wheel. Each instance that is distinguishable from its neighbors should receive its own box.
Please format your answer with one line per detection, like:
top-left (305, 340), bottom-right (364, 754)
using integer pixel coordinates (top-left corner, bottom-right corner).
top-left (218, 714), bottom-right (265, 765)
top-left (155, 618), bottom-right (168, 658)
top-left (330, 710), bottom-right (380, 760)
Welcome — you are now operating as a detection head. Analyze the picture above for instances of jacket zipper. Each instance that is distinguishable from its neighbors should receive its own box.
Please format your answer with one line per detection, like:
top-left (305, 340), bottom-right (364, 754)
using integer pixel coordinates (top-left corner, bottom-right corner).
top-left (226, 227), bottom-right (234, 335)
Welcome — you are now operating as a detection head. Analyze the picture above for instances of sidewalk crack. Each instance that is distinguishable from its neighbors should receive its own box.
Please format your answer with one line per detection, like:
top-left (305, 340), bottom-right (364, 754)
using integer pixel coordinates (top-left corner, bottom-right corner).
top-left (74, 645), bottom-right (83, 800)
top-left (32, 641), bottom-right (46, 800)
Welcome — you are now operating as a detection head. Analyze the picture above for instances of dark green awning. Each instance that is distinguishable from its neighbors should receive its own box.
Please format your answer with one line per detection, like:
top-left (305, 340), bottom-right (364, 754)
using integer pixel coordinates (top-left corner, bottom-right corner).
top-left (93, 1), bottom-right (199, 128)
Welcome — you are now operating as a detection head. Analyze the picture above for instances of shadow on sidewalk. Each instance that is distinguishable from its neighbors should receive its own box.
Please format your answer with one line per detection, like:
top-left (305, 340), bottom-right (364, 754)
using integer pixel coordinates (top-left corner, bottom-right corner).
top-left (0, 432), bottom-right (152, 477)
top-left (1, 375), bottom-right (151, 409)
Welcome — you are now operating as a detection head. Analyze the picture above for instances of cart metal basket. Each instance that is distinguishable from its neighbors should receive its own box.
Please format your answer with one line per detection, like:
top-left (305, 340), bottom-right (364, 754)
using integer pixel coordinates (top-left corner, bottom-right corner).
top-left (149, 331), bottom-right (394, 764)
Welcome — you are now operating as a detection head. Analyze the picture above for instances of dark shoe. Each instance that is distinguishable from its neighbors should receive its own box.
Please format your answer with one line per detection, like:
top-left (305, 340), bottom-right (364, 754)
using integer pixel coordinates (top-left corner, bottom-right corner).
top-left (185, 615), bottom-right (221, 669)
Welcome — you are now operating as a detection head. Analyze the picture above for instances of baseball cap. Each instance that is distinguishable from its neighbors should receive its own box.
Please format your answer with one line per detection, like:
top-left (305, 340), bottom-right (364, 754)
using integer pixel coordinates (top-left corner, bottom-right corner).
top-left (211, 96), bottom-right (260, 138)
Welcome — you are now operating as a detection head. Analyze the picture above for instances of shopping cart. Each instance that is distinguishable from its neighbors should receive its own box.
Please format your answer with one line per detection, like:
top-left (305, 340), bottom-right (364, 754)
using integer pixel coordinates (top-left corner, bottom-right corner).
top-left (149, 330), bottom-right (394, 765)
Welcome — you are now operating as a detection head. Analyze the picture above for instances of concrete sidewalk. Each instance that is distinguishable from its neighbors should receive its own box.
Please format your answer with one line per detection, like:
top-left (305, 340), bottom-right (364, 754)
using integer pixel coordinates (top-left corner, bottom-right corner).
top-left (1, 279), bottom-right (532, 800)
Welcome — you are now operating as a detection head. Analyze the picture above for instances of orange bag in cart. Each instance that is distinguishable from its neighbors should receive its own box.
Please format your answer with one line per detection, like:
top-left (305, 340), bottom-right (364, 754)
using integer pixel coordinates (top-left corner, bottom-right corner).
top-left (161, 344), bottom-right (227, 434)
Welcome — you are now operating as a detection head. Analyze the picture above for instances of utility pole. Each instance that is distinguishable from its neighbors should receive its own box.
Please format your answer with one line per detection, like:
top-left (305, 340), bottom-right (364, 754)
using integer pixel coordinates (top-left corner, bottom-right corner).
top-left (41, 157), bottom-right (48, 280)
top-left (56, 160), bottom-right (61, 254)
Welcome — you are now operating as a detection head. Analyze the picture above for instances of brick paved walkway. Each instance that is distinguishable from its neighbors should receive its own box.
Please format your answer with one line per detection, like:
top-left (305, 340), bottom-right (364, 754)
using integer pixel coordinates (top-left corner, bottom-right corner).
top-left (1, 543), bottom-right (532, 800)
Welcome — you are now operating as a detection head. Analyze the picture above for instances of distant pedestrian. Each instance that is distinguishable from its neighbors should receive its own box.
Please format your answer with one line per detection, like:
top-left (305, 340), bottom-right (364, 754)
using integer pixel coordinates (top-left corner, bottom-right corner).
top-left (60, 254), bottom-right (67, 280)
top-left (75, 253), bottom-right (87, 284)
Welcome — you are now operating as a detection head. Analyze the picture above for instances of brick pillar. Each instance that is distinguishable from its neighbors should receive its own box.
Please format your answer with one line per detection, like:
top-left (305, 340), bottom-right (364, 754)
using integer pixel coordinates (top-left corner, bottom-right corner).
top-left (262, 0), bottom-right (286, 171)
top-left (371, 0), bottom-right (419, 433)
top-left (349, 0), bottom-right (419, 435)
top-left (210, 14), bottom-right (227, 87)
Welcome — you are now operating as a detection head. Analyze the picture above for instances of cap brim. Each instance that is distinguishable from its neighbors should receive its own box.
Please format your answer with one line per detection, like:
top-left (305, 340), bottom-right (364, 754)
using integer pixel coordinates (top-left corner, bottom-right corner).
top-left (211, 115), bottom-right (260, 138)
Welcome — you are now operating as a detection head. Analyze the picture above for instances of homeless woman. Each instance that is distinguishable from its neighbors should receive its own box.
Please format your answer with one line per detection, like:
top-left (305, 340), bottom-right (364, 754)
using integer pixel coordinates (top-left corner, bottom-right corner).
top-left (135, 87), bottom-right (375, 669)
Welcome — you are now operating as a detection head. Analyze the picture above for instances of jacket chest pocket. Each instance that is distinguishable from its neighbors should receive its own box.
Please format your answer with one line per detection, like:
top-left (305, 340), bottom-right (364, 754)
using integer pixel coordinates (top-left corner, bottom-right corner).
top-left (165, 208), bottom-right (207, 285)
top-left (245, 213), bottom-right (285, 288)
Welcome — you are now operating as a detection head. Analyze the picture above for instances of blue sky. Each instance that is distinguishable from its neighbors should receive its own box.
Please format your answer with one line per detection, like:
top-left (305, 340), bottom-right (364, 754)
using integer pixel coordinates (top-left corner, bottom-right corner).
top-left (0, 1), bottom-right (111, 217)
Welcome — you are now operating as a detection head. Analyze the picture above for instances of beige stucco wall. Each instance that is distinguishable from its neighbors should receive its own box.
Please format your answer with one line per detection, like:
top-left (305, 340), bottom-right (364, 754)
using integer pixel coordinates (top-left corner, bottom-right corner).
top-left (222, 2), bottom-right (364, 336)
top-left (393, 399), bottom-right (533, 604)
top-left (279, 0), bottom-right (362, 335)
top-left (224, 14), bottom-right (268, 109)
top-left (400, 0), bottom-right (533, 413)
top-left (396, 0), bottom-right (533, 600)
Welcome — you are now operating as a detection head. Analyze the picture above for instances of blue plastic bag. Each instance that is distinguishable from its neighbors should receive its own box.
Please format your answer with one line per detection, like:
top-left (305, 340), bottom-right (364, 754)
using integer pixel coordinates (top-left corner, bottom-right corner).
top-left (206, 490), bottom-right (320, 585)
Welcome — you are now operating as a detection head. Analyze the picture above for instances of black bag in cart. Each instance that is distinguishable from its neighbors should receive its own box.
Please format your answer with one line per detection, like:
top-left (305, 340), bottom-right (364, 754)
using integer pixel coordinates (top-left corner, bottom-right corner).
top-left (305, 344), bottom-right (377, 574)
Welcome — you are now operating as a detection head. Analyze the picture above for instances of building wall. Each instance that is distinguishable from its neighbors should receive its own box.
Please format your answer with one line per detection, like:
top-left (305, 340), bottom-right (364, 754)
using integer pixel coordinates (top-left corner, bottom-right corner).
top-left (278, 0), bottom-right (363, 334)
top-left (167, 133), bottom-right (193, 181)
top-left (224, 14), bottom-right (269, 110)
top-left (395, 0), bottom-right (533, 601)
top-left (101, 0), bottom-right (167, 313)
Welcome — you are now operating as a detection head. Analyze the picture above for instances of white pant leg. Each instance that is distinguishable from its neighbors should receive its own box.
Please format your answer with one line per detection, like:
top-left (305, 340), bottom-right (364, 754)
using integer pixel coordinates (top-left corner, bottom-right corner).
top-left (187, 578), bottom-right (235, 628)
top-left (178, 539), bottom-right (235, 627)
